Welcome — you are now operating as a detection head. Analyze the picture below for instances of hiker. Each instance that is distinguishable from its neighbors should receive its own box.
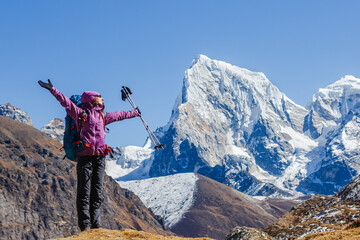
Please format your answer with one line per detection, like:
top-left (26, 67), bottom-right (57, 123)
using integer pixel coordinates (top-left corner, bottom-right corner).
top-left (38, 79), bottom-right (140, 231)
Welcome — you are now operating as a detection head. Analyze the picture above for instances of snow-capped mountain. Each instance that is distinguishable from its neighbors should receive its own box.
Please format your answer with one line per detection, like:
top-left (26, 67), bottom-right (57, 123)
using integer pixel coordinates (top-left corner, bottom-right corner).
top-left (0, 103), bottom-right (34, 126)
top-left (148, 55), bottom-right (317, 197)
top-left (41, 118), bottom-right (65, 142)
top-left (111, 55), bottom-right (360, 198)
top-left (299, 75), bottom-right (360, 194)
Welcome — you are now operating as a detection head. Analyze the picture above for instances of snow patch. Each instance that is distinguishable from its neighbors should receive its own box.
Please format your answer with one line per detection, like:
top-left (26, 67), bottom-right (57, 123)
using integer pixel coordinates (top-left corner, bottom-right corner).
top-left (105, 144), bottom-right (154, 180)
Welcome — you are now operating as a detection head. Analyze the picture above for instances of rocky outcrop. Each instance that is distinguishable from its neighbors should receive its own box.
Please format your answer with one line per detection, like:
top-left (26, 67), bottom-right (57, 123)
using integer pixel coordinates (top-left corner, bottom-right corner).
top-left (263, 194), bottom-right (360, 239)
top-left (0, 116), bottom-right (168, 240)
top-left (336, 176), bottom-right (360, 201)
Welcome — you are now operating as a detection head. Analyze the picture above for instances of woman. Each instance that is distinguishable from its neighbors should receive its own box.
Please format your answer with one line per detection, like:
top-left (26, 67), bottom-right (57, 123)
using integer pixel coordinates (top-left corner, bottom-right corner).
top-left (38, 79), bottom-right (140, 231)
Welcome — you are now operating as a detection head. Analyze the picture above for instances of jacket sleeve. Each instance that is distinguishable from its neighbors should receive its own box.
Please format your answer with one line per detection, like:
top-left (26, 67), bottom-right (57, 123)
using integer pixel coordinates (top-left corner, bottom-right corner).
top-left (105, 109), bottom-right (139, 125)
top-left (49, 87), bottom-right (83, 120)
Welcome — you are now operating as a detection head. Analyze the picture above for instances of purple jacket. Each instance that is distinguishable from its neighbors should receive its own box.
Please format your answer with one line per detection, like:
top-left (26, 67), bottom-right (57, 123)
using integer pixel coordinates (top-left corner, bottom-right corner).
top-left (50, 87), bottom-right (139, 156)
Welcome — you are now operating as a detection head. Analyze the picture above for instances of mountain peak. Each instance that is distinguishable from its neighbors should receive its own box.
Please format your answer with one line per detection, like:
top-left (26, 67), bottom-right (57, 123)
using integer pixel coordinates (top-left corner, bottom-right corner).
top-left (41, 118), bottom-right (65, 142)
top-left (321, 75), bottom-right (360, 91)
top-left (192, 54), bottom-right (211, 64)
top-left (186, 55), bottom-right (273, 100)
top-left (307, 75), bottom-right (360, 122)
top-left (314, 75), bottom-right (360, 98)
top-left (0, 103), bottom-right (34, 126)
top-left (339, 74), bottom-right (359, 82)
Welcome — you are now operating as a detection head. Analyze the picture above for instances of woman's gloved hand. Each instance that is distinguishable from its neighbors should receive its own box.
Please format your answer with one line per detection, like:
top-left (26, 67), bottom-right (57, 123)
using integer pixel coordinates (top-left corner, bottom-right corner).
top-left (38, 79), bottom-right (53, 90)
top-left (135, 107), bottom-right (141, 115)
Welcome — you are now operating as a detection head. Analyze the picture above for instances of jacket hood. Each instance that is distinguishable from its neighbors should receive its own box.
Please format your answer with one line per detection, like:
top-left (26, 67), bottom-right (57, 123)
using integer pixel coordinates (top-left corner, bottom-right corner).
top-left (81, 91), bottom-right (105, 111)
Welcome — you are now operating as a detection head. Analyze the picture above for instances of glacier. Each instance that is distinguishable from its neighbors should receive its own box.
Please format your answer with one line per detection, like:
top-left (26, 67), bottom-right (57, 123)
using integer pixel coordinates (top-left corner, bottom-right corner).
top-left (118, 173), bottom-right (198, 228)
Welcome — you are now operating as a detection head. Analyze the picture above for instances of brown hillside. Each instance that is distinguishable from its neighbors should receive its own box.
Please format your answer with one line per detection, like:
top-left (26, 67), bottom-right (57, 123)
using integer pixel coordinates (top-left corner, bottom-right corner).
top-left (0, 116), bottom-right (169, 239)
top-left (171, 174), bottom-right (298, 240)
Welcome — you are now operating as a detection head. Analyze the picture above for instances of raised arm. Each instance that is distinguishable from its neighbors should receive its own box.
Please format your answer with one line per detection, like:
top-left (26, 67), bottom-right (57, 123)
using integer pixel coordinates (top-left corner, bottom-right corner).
top-left (38, 79), bottom-right (83, 120)
top-left (105, 109), bottom-right (140, 125)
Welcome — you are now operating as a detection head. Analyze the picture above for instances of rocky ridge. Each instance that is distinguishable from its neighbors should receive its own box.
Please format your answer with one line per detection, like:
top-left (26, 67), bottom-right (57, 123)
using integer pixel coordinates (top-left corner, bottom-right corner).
top-left (263, 194), bottom-right (360, 239)
top-left (336, 176), bottom-right (360, 202)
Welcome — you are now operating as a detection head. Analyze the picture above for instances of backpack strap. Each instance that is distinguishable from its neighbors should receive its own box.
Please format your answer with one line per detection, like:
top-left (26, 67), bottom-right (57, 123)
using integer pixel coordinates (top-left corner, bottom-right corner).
top-left (99, 111), bottom-right (106, 128)
top-left (78, 110), bottom-right (88, 133)
top-left (99, 110), bottom-right (110, 133)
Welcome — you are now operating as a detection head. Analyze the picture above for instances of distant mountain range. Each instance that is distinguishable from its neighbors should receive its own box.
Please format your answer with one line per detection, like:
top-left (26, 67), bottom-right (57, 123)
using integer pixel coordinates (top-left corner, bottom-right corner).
top-left (2, 55), bottom-right (360, 199)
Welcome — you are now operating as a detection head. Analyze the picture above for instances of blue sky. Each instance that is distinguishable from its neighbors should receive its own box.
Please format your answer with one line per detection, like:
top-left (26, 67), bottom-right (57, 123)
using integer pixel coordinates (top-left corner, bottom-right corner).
top-left (1, 1), bottom-right (359, 147)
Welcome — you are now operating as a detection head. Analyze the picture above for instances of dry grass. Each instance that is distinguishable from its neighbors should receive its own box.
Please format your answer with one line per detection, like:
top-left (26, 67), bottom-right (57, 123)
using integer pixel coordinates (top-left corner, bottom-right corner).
top-left (50, 228), bottom-right (214, 240)
top-left (303, 227), bottom-right (360, 240)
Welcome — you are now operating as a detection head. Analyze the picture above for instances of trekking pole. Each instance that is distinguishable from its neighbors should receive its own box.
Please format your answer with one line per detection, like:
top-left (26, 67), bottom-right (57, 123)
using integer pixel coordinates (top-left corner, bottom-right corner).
top-left (121, 86), bottom-right (164, 150)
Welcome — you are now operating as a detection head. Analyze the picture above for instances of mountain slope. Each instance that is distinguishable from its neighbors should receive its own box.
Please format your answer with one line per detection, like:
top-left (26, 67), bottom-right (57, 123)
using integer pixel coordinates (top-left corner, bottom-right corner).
top-left (119, 173), bottom-right (299, 239)
top-left (171, 174), bottom-right (297, 239)
top-left (0, 116), bottom-right (168, 239)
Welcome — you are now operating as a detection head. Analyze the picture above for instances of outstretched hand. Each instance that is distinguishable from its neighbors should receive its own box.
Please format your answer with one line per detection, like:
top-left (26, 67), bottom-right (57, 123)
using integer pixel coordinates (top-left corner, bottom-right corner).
top-left (135, 107), bottom-right (141, 116)
top-left (38, 79), bottom-right (53, 90)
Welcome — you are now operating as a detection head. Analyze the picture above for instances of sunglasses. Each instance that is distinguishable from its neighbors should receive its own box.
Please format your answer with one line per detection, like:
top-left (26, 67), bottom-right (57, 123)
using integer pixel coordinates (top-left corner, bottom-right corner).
top-left (91, 95), bottom-right (102, 98)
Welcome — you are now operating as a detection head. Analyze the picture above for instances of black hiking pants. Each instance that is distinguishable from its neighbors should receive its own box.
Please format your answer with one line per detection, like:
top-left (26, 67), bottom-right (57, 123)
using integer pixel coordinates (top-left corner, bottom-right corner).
top-left (76, 155), bottom-right (105, 231)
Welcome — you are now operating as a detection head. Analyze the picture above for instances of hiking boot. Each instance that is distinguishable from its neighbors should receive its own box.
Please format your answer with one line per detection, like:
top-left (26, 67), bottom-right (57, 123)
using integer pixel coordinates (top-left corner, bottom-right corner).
top-left (81, 226), bottom-right (91, 232)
